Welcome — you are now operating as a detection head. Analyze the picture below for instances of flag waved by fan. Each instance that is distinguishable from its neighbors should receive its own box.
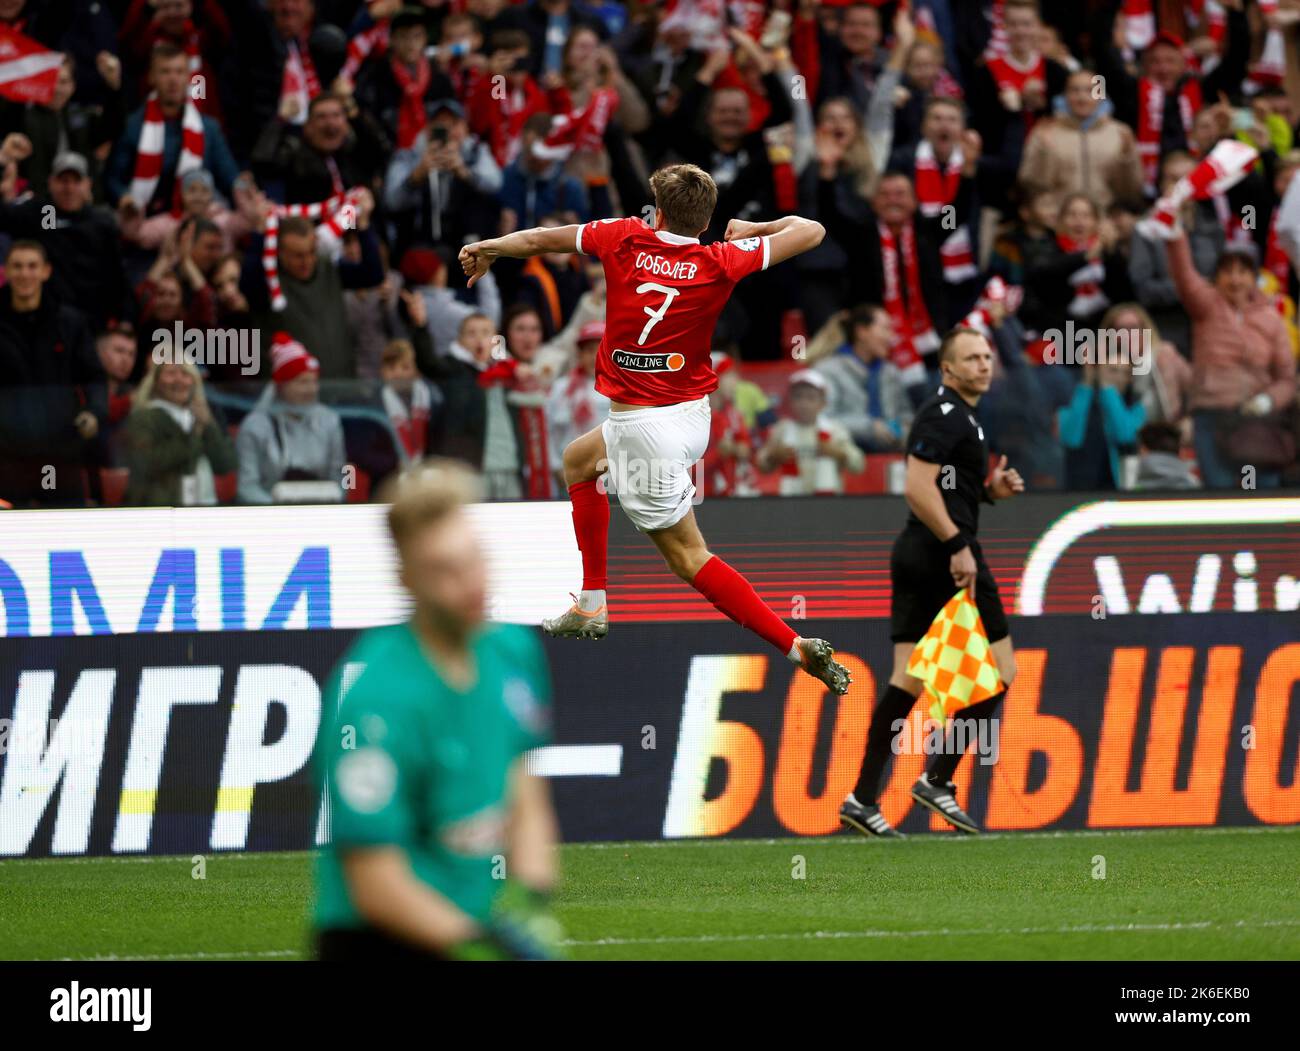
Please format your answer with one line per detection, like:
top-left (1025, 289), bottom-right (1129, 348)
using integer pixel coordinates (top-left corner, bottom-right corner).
top-left (1137, 138), bottom-right (1260, 242)
top-left (0, 25), bottom-right (63, 106)
top-left (905, 588), bottom-right (1004, 724)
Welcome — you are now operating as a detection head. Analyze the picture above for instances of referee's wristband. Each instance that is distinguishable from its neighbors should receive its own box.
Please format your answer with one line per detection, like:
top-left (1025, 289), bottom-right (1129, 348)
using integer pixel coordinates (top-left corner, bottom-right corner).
top-left (940, 532), bottom-right (970, 556)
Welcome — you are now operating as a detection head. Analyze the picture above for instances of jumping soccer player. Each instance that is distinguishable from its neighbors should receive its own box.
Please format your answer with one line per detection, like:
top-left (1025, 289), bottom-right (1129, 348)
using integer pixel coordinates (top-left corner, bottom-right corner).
top-left (840, 327), bottom-right (1023, 836)
top-left (458, 163), bottom-right (851, 696)
top-left (314, 461), bottom-right (564, 960)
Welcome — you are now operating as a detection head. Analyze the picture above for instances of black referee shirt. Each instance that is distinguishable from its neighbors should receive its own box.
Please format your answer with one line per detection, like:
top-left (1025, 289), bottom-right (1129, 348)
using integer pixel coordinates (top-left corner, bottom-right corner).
top-left (903, 384), bottom-right (990, 539)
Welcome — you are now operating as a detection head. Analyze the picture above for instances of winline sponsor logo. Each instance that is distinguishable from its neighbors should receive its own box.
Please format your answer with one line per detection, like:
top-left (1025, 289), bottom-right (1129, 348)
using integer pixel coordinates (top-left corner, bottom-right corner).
top-left (612, 348), bottom-right (686, 372)
top-left (152, 322), bottom-right (260, 376)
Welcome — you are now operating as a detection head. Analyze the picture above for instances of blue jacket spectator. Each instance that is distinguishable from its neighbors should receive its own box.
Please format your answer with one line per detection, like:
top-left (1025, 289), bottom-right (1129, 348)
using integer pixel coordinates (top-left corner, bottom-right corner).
top-left (1058, 364), bottom-right (1147, 490)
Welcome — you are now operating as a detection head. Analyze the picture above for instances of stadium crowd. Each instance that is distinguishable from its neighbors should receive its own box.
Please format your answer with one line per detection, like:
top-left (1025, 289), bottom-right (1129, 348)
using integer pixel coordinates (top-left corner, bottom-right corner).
top-left (2, 0), bottom-right (1300, 508)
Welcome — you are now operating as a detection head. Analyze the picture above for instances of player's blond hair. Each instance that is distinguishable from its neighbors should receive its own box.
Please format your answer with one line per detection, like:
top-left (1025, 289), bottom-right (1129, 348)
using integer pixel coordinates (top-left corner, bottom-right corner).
top-left (381, 459), bottom-right (484, 551)
top-left (649, 163), bottom-right (717, 236)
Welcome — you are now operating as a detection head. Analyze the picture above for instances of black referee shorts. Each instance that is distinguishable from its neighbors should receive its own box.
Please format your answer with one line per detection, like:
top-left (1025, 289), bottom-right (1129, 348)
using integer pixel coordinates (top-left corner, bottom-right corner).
top-left (889, 526), bottom-right (1009, 645)
top-left (316, 927), bottom-right (447, 962)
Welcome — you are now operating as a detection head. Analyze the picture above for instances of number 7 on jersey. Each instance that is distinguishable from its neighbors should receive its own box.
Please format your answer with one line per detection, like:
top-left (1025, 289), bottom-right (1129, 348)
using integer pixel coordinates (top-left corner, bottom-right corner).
top-left (635, 282), bottom-right (680, 345)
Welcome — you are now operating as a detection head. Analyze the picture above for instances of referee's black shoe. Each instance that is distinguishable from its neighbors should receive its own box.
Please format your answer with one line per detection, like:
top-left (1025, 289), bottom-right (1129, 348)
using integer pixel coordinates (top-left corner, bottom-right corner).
top-left (839, 795), bottom-right (904, 838)
top-left (910, 774), bottom-right (980, 834)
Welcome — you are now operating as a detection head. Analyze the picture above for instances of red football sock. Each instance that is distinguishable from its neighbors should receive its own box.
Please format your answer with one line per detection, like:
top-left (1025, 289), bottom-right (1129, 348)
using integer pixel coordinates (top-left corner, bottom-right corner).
top-left (568, 479), bottom-right (609, 591)
top-left (691, 555), bottom-right (799, 654)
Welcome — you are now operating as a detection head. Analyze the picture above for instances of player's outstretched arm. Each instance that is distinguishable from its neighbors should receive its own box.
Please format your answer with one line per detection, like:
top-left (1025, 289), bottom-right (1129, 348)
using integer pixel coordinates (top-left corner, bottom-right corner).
top-left (725, 215), bottom-right (825, 267)
top-left (459, 224), bottom-right (583, 286)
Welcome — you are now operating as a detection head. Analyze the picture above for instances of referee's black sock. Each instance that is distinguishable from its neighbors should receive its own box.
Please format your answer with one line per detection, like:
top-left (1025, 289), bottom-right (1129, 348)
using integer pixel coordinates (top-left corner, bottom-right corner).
top-left (924, 691), bottom-right (1006, 785)
top-left (852, 684), bottom-right (920, 806)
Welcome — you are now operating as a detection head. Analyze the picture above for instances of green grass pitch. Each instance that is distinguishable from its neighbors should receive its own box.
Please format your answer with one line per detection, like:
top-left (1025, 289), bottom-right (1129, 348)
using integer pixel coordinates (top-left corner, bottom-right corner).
top-left (2, 827), bottom-right (1297, 961)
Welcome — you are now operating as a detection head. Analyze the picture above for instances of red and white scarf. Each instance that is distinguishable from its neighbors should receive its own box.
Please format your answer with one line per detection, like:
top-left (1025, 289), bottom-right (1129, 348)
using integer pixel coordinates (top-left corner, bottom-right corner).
top-left (517, 399), bottom-right (551, 499)
top-left (130, 91), bottom-right (204, 212)
top-left (479, 358), bottom-right (552, 498)
top-left (1137, 76), bottom-right (1202, 196)
top-left (961, 276), bottom-right (1023, 338)
top-left (1245, 24), bottom-right (1287, 96)
top-left (878, 220), bottom-right (936, 381)
top-left (280, 39), bottom-right (321, 126)
top-left (262, 189), bottom-right (365, 310)
top-left (383, 379), bottom-right (433, 459)
top-left (914, 140), bottom-right (976, 284)
top-left (341, 21), bottom-right (389, 82)
top-left (982, 0), bottom-right (1008, 62)
top-left (661, 0), bottom-right (765, 50)
top-left (561, 367), bottom-right (603, 434)
top-left (1058, 234), bottom-right (1109, 317)
top-left (391, 54), bottom-right (432, 149)
top-left (1139, 139), bottom-right (1259, 241)
top-left (535, 86), bottom-right (619, 161)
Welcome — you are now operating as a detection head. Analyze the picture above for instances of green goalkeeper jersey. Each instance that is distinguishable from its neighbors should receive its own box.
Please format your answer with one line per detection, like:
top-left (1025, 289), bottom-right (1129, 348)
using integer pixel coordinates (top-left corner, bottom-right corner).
top-left (313, 621), bottom-right (552, 930)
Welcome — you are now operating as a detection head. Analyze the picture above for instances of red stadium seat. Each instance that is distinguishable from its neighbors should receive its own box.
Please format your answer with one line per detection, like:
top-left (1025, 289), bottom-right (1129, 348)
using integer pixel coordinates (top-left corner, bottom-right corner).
top-left (214, 472), bottom-right (237, 504)
top-left (99, 467), bottom-right (129, 507)
top-left (345, 465), bottom-right (371, 503)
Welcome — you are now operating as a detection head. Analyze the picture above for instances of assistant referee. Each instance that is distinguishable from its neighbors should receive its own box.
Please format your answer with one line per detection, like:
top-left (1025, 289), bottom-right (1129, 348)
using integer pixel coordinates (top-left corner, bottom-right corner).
top-left (314, 460), bottom-right (564, 960)
top-left (841, 327), bottom-right (1023, 837)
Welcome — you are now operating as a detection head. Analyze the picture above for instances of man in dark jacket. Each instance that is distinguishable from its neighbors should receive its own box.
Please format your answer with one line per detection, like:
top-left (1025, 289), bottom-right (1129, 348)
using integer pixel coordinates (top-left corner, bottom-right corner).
top-left (251, 91), bottom-right (391, 205)
top-left (0, 151), bottom-right (131, 328)
top-left (0, 240), bottom-right (105, 507)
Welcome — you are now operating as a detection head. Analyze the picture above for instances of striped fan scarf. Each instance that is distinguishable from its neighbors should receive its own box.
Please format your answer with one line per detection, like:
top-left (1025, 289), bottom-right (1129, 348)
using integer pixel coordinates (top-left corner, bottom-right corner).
top-left (535, 87), bottom-right (619, 161)
top-left (383, 380), bottom-right (433, 459)
top-left (1057, 234), bottom-right (1109, 317)
top-left (130, 91), bottom-right (204, 212)
top-left (1190, 0), bottom-right (1228, 74)
top-left (341, 21), bottom-right (389, 82)
top-left (914, 141), bottom-right (976, 284)
top-left (281, 38), bottom-right (321, 125)
top-left (982, 0), bottom-right (1008, 62)
top-left (1245, 24), bottom-right (1286, 96)
top-left (262, 189), bottom-right (365, 311)
top-left (1136, 76), bottom-right (1201, 196)
top-left (391, 54), bottom-right (432, 149)
top-left (476, 358), bottom-right (553, 498)
top-left (878, 220), bottom-right (936, 383)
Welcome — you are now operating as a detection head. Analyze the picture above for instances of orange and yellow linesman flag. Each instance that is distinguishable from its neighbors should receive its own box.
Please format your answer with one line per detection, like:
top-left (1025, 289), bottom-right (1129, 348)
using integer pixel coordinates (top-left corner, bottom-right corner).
top-left (905, 588), bottom-right (1003, 723)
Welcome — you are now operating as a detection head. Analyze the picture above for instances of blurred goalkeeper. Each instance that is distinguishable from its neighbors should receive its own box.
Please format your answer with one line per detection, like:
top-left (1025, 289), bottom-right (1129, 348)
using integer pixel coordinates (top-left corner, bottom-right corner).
top-left (313, 459), bottom-right (564, 961)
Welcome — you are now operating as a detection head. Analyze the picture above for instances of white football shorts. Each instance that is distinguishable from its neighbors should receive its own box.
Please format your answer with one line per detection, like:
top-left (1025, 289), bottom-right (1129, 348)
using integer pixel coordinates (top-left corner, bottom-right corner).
top-left (600, 395), bottom-right (710, 532)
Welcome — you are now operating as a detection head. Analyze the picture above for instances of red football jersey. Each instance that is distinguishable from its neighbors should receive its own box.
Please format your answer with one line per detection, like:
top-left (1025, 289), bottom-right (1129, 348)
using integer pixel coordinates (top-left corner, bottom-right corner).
top-left (576, 216), bottom-right (771, 406)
